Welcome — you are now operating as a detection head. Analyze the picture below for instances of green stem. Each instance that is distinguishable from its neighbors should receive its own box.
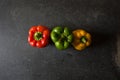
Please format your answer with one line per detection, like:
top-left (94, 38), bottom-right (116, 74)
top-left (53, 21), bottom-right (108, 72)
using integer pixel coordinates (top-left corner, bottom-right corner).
top-left (59, 34), bottom-right (67, 42)
top-left (81, 37), bottom-right (87, 43)
top-left (34, 32), bottom-right (42, 41)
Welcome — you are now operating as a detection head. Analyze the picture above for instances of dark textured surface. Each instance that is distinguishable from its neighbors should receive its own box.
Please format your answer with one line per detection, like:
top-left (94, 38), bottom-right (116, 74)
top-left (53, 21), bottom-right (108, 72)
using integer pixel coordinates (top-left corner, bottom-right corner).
top-left (0, 0), bottom-right (119, 80)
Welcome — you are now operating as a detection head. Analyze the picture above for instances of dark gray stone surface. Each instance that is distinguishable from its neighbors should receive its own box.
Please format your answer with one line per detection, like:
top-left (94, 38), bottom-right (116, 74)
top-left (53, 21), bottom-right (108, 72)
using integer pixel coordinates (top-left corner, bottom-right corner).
top-left (0, 0), bottom-right (119, 80)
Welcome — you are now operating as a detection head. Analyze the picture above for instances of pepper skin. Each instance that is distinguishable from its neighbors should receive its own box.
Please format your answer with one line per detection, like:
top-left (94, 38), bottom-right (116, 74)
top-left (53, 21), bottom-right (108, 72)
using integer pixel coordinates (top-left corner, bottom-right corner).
top-left (51, 26), bottom-right (73, 50)
top-left (28, 25), bottom-right (50, 48)
top-left (72, 29), bottom-right (91, 51)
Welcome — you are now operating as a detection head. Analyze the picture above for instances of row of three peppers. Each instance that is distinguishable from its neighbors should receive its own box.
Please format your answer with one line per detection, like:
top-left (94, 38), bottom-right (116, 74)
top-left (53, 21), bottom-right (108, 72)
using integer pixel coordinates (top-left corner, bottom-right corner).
top-left (28, 25), bottom-right (91, 50)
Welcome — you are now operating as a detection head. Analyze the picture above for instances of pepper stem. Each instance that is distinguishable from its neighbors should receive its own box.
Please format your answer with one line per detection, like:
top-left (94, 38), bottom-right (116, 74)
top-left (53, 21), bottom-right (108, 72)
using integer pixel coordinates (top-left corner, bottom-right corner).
top-left (59, 34), bottom-right (67, 42)
top-left (34, 32), bottom-right (42, 41)
top-left (81, 37), bottom-right (87, 43)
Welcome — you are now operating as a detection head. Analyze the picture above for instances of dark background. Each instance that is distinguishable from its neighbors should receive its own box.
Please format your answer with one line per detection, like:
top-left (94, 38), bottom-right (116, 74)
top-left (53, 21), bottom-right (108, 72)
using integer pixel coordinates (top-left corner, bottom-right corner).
top-left (0, 0), bottom-right (119, 80)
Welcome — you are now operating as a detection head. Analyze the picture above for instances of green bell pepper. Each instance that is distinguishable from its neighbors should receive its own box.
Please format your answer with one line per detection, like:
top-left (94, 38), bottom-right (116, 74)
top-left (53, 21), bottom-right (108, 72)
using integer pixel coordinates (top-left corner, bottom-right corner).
top-left (51, 26), bottom-right (73, 50)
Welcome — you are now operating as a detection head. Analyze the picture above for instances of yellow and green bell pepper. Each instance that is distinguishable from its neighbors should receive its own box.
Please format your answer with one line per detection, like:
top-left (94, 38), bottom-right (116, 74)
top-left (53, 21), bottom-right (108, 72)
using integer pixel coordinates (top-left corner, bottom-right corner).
top-left (72, 29), bottom-right (91, 51)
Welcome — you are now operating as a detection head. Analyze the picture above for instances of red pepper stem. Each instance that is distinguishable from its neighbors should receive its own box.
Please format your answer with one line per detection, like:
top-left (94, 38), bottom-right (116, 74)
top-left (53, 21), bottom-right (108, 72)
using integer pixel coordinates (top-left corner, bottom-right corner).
top-left (81, 37), bottom-right (87, 43)
top-left (34, 32), bottom-right (42, 41)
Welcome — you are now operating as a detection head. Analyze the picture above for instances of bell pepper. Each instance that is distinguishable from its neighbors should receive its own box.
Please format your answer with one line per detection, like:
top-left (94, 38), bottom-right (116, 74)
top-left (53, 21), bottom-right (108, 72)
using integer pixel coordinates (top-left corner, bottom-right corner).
top-left (28, 25), bottom-right (50, 48)
top-left (72, 29), bottom-right (91, 51)
top-left (50, 26), bottom-right (73, 50)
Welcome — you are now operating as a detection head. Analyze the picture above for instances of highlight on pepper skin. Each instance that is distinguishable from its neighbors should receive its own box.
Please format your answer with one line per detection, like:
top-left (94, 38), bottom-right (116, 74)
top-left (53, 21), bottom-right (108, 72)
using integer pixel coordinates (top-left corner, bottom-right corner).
top-left (72, 29), bottom-right (92, 51)
top-left (28, 25), bottom-right (50, 48)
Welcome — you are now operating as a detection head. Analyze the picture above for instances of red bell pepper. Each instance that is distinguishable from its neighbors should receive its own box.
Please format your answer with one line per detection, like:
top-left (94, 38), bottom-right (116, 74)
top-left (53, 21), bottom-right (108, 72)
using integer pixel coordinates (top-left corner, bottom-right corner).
top-left (28, 25), bottom-right (50, 48)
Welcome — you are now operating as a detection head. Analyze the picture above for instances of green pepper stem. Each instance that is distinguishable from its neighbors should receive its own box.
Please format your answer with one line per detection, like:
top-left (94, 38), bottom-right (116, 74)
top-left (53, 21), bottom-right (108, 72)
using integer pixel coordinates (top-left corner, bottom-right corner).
top-left (81, 37), bottom-right (87, 43)
top-left (34, 32), bottom-right (42, 41)
top-left (59, 34), bottom-right (67, 42)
